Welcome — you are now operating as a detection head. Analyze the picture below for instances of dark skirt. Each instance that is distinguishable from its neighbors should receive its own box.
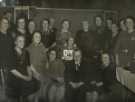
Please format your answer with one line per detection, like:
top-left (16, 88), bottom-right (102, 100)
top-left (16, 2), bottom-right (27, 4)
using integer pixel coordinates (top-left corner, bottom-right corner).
top-left (6, 74), bottom-right (40, 98)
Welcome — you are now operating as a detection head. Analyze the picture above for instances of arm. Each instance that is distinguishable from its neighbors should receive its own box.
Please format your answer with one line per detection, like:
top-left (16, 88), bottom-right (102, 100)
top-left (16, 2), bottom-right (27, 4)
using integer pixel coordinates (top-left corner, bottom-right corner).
top-left (11, 69), bottom-right (31, 81)
top-left (30, 65), bottom-right (41, 80)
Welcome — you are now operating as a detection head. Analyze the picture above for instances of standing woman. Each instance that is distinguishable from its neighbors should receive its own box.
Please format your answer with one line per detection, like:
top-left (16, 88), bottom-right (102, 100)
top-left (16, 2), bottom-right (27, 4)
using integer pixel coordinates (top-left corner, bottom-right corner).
top-left (56, 19), bottom-right (72, 58)
top-left (119, 18), bottom-right (127, 32)
top-left (27, 31), bottom-right (48, 78)
top-left (41, 18), bottom-right (56, 49)
top-left (107, 23), bottom-right (120, 53)
top-left (27, 19), bottom-right (37, 45)
top-left (47, 49), bottom-right (65, 102)
top-left (6, 35), bottom-right (40, 102)
top-left (115, 16), bottom-right (135, 70)
top-left (13, 17), bottom-right (30, 47)
top-left (0, 17), bottom-right (15, 98)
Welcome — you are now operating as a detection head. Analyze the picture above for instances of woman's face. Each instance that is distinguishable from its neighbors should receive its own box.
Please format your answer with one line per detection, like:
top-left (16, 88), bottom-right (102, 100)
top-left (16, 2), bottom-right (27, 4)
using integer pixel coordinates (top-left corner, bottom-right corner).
top-left (126, 18), bottom-right (134, 30)
top-left (111, 24), bottom-right (119, 34)
top-left (42, 20), bottom-right (49, 30)
top-left (0, 19), bottom-right (9, 32)
top-left (16, 36), bottom-right (25, 49)
top-left (68, 37), bottom-right (74, 46)
top-left (95, 17), bottom-right (102, 26)
top-left (107, 19), bottom-right (112, 29)
top-left (102, 54), bottom-right (110, 66)
top-left (18, 18), bottom-right (25, 29)
top-left (28, 21), bottom-right (36, 33)
top-left (82, 21), bottom-right (89, 31)
top-left (49, 50), bottom-right (56, 61)
top-left (74, 51), bottom-right (82, 63)
top-left (120, 20), bottom-right (127, 31)
top-left (62, 21), bottom-right (70, 30)
top-left (33, 32), bottom-right (41, 44)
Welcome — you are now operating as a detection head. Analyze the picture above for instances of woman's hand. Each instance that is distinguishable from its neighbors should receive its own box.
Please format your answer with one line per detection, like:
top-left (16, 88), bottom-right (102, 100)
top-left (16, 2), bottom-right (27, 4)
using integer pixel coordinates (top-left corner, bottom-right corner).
top-left (57, 77), bottom-right (64, 83)
top-left (11, 69), bottom-right (32, 81)
top-left (96, 82), bottom-right (103, 87)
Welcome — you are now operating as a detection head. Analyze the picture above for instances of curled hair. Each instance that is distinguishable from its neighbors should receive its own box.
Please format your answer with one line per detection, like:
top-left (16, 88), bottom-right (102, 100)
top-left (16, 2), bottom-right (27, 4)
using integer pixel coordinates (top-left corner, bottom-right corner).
top-left (60, 19), bottom-right (71, 29)
top-left (126, 16), bottom-right (135, 23)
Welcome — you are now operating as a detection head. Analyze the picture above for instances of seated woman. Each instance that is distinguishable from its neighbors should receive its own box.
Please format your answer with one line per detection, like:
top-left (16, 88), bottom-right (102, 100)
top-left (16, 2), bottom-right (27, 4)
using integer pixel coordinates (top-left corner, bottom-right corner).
top-left (45, 49), bottom-right (65, 102)
top-left (100, 53), bottom-right (116, 93)
top-left (6, 35), bottom-right (40, 102)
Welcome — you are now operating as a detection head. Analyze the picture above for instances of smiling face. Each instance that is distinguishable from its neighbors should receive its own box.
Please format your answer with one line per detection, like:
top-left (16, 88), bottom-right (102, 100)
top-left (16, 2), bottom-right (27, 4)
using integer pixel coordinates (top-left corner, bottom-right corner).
top-left (101, 53), bottom-right (110, 66)
top-left (106, 19), bottom-right (113, 30)
top-left (111, 23), bottom-right (119, 34)
top-left (126, 18), bottom-right (134, 30)
top-left (74, 50), bottom-right (82, 63)
top-left (62, 20), bottom-right (70, 30)
top-left (120, 20), bottom-right (127, 31)
top-left (49, 50), bottom-right (57, 61)
top-left (68, 37), bottom-right (74, 46)
top-left (82, 21), bottom-right (89, 31)
top-left (42, 19), bottom-right (49, 31)
top-left (33, 32), bottom-right (41, 44)
top-left (28, 21), bottom-right (36, 33)
top-left (15, 36), bottom-right (25, 49)
top-left (0, 18), bottom-right (9, 32)
top-left (17, 18), bottom-right (25, 29)
top-left (95, 17), bottom-right (103, 27)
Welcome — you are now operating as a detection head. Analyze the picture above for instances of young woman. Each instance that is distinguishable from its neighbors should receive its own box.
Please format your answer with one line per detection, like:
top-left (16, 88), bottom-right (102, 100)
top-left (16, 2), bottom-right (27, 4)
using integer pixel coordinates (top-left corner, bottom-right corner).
top-left (13, 17), bottom-right (30, 47)
top-left (0, 18), bottom-right (15, 99)
top-left (115, 16), bottom-right (135, 68)
top-left (27, 19), bottom-right (36, 45)
top-left (62, 37), bottom-right (77, 62)
top-left (47, 49), bottom-right (65, 102)
top-left (6, 35), bottom-right (40, 102)
top-left (27, 31), bottom-right (48, 78)
top-left (38, 49), bottom-right (65, 102)
top-left (119, 18), bottom-right (127, 32)
top-left (93, 16), bottom-right (106, 53)
top-left (41, 18), bottom-right (56, 49)
top-left (75, 21), bottom-right (96, 61)
top-left (56, 19), bottom-right (73, 58)
top-left (107, 23), bottom-right (120, 53)
top-left (100, 53), bottom-right (116, 93)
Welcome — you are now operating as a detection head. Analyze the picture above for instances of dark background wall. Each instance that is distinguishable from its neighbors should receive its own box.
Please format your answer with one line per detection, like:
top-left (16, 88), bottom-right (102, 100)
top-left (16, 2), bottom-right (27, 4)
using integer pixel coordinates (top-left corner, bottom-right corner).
top-left (17, 0), bottom-right (135, 17)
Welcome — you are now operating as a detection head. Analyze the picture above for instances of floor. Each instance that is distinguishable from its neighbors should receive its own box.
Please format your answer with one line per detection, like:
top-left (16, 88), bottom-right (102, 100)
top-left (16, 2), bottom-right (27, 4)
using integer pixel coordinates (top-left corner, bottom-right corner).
top-left (0, 83), bottom-right (135, 102)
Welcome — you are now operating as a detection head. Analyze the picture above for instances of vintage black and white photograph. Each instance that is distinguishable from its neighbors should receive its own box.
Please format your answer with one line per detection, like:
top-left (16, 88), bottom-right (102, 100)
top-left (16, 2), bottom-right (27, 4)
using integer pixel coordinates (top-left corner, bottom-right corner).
top-left (0, 0), bottom-right (135, 102)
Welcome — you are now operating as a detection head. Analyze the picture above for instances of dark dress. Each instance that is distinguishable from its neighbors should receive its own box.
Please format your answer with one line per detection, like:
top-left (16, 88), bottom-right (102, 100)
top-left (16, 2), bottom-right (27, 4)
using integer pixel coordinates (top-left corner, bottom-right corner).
top-left (64, 60), bottom-right (86, 102)
top-left (114, 31), bottom-right (135, 67)
top-left (41, 30), bottom-right (56, 48)
top-left (6, 49), bottom-right (40, 98)
top-left (0, 32), bottom-right (15, 68)
top-left (93, 26), bottom-right (107, 53)
top-left (100, 64), bottom-right (116, 92)
top-left (0, 31), bottom-right (15, 86)
top-left (75, 30), bottom-right (96, 62)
